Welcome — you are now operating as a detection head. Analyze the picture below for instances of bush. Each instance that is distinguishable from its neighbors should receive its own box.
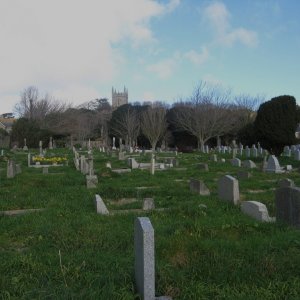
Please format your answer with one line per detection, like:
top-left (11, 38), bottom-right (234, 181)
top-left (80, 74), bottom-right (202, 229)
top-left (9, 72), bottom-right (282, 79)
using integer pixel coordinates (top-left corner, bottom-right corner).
top-left (254, 95), bottom-right (299, 156)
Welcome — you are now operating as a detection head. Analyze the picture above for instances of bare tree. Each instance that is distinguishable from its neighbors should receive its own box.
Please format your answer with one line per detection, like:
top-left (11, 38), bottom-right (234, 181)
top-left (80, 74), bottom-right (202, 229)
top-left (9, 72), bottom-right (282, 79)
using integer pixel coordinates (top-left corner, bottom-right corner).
top-left (110, 106), bottom-right (140, 147)
top-left (172, 82), bottom-right (234, 150)
top-left (141, 106), bottom-right (167, 150)
top-left (14, 86), bottom-right (69, 125)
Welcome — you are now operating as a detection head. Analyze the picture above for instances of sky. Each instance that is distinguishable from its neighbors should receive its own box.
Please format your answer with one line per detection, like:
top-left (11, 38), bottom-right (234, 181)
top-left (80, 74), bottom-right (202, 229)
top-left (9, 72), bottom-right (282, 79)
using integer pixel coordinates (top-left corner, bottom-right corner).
top-left (1, 0), bottom-right (300, 114)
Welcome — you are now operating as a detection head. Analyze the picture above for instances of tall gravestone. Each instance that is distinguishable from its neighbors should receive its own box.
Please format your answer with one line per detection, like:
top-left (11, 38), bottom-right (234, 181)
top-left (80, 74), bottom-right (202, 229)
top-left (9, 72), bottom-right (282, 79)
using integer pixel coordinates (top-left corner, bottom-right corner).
top-left (134, 217), bottom-right (155, 300)
top-left (218, 175), bottom-right (239, 205)
top-left (7, 160), bottom-right (16, 178)
top-left (265, 155), bottom-right (284, 173)
top-left (276, 187), bottom-right (300, 228)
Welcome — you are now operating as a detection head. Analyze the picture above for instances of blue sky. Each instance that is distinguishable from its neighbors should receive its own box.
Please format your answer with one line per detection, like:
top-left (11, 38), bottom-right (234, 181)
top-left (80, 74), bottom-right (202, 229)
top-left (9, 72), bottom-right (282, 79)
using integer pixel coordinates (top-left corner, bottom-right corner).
top-left (0, 0), bottom-right (299, 114)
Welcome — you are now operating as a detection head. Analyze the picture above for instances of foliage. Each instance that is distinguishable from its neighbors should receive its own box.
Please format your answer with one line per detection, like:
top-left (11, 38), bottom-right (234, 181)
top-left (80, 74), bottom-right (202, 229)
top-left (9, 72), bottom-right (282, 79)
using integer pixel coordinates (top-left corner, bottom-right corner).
top-left (10, 118), bottom-right (52, 147)
top-left (254, 95), bottom-right (299, 156)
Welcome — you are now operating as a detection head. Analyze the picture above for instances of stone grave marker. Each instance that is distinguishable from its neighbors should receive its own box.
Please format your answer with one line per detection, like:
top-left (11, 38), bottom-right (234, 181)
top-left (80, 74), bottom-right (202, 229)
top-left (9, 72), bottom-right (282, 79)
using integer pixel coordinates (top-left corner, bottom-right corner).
top-left (241, 201), bottom-right (273, 222)
top-left (265, 155), bottom-right (284, 173)
top-left (43, 167), bottom-right (49, 174)
top-left (237, 171), bottom-right (251, 179)
top-left (231, 158), bottom-right (241, 167)
top-left (86, 175), bottom-right (98, 189)
top-left (278, 178), bottom-right (295, 188)
top-left (294, 150), bottom-right (300, 161)
top-left (197, 163), bottom-right (209, 171)
top-left (143, 198), bottom-right (155, 211)
top-left (218, 175), bottom-right (239, 205)
top-left (190, 178), bottom-right (210, 195)
top-left (95, 194), bottom-right (109, 214)
top-left (275, 187), bottom-right (300, 228)
top-left (7, 160), bottom-right (16, 178)
top-left (242, 160), bottom-right (257, 169)
top-left (134, 217), bottom-right (155, 300)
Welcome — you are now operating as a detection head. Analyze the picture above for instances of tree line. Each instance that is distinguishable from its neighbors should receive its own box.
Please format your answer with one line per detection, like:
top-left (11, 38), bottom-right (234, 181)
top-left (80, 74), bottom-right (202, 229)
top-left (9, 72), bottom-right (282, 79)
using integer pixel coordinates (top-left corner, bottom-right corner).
top-left (10, 83), bottom-right (300, 155)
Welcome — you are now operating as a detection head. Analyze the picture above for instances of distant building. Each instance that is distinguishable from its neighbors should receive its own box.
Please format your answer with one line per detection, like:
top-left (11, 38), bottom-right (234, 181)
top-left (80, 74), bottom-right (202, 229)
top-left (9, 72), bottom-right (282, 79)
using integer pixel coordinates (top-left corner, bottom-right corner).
top-left (0, 114), bottom-right (16, 133)
top-left (112, 87), bottom-right (128, 109)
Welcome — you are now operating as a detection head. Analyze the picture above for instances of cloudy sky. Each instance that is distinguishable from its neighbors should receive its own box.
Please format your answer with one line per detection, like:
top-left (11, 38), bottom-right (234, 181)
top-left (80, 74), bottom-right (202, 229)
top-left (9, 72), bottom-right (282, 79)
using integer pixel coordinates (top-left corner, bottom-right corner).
top-left (1, 0), bottom-right (300, 114)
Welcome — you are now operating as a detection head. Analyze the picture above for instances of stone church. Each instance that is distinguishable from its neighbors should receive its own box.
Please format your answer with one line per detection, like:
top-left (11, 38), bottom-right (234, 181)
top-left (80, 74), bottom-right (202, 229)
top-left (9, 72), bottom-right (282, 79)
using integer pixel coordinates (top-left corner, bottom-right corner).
top-left (112, 87), bottom-right (128, 108)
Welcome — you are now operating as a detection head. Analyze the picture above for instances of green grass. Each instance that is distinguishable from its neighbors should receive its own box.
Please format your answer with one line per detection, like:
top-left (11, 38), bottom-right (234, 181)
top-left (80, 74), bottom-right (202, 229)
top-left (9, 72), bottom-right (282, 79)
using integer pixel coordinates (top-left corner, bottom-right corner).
top-left (1, 149), bottom-right (300, 299)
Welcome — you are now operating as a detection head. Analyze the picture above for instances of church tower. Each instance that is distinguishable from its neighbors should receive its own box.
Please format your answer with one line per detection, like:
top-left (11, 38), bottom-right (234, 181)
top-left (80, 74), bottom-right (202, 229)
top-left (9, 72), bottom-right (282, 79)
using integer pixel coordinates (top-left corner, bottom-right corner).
top-left (112, 86), bottom-right (128, 109)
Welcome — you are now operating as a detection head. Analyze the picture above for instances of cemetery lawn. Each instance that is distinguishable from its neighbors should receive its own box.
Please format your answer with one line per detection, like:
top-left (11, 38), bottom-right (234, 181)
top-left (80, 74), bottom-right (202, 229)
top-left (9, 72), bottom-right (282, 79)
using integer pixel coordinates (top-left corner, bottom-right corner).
top-left (1, 150), bottom-right (300, 299)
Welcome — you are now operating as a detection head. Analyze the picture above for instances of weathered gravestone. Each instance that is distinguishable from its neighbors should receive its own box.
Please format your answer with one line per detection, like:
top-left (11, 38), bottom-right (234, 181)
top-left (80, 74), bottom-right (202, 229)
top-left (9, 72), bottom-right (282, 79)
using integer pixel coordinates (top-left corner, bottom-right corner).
top-left (211, 154), bottom-right (217, 162)
top-left (241, 201), bottom-right (273, 222)
top-left (118, 151), bottom-right (125, 160)
top-left (95, 194), bottom-right (109, 214)
top-left (275, 187), bottom-right (300, 228)
top-left (143, 198), bottom-right (155, 211)
top-left (197, 163), bottom-right (209, 171)
top-left (42, 167), bottom-right (49, 174)
top-left (278, 178), bottom-right (295, 188)
top-left (218, 175), bottom-right (239, 205)
top-left (231, 158), bottom-right (241, 167)
top-left (242, 160), bottom-right (257, 169)
top-left (128, 158), bottom-right (139, 169)
top-left (190, 178), bottom-right (210, 195)
top-left (86, 175), bottom-right (98, 189)
top-left (265, 155), bottom-right (284, 173)
top-left (294, 150), bottom-right (300, 161)
top-left (7, 160), bottom-right (16, 178)
top-left (134, 217), bottom-right (155, 300)
top-left (15, 164), bottom-right (22, 174)
top-left (237, 171), bottom-right (251, 180)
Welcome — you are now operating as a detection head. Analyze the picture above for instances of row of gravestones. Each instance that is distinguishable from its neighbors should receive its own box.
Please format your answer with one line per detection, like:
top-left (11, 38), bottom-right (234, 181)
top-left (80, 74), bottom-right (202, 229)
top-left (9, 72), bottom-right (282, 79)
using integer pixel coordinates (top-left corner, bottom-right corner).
top-left (190, 175), bottom-right (300, 227)
top-left (73, 148), bottom-right (98, 189)
top-left (6, 160), bottom-right (22, 178)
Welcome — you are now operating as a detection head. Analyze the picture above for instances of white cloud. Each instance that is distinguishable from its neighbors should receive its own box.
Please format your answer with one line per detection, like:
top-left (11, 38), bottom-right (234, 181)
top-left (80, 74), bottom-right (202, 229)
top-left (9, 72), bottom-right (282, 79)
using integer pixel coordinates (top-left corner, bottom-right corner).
top-left (184, 47), bottom-right (209, 65)
top-left (0, 0), bottom-right (179, 113)
top-left (203, 1), bottom-right (258, 47)
top-left (146, 52), bottom-right (181, 79)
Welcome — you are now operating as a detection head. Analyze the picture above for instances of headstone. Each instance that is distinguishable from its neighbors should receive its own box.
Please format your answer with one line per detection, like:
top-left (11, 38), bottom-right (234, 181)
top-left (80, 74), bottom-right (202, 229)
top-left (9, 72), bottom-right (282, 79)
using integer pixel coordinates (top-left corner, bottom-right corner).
top-left (190, 179), bottom-right (210, 195)
top-left (275, 187), bottom-right (300, 228)
top-left (211, 154), bottom-right (217, 162)
top-left (241, 201), bottom-right (273, 222)
top-left (262, 156), bottom-right (268, 172)
top-left (286, 165), bottom-right (293, 171)
top-left (150, 154), bottom-right (155, 175)
top-left (15, 164), bottom-right (21, 174)
top-left (39, 140), bottom-right (43, 156)
top-left (118, 151), bottom-right (125, 160)
top-left (23, 138), bottom-right (28, 151)
top-left (143, 198), bottom-right (155, 211)
top-left (95, 194), bottom-right (109, 214)
top-left (252, 148), bottom-right (258, 158)
top-left (49, 136), bottom-right (53, 149)
top-left (231, 158), bottom-right (241, 167)
top-left (112, 136), bottom-right (116, 150)
top-left (7, 160), bottom-right (16, 178)
top-left (237, 171), bottom-right (251, 179)
top-left (265, 155), bottom-right (284, 173)
top-left (128, 158), bottom-right (139, 169)
top-left (197, 163), bottom-right (209, 171)
top-left (245, 147), bottom-right (251, 158)
top-left (242, 160), bottom-right (257, 169)
top-left (134, 217), bottom-right (155, 300)
top-left (294, 150), bottom-right (300, 161)
top-left (28, 153), bottom-right (31, 167)
top-left (278, 178), bottom-right (295, 188)
top-left (86, 175), bottom-right (98, 189)
top-left (42, 167), bottom-right (49, 174)
top-left (218, 175), bottom-right (239, 205)
top-left (106, 162), bottom-right (112, 169)
top-left (220, 158), bottom-right (226, 163)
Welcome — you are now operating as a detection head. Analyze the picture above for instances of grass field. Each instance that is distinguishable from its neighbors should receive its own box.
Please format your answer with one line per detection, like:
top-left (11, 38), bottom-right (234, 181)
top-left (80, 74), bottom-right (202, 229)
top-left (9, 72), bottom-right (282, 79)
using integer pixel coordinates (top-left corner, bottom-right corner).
top-left (1, 149), bottom-right (300, 299)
